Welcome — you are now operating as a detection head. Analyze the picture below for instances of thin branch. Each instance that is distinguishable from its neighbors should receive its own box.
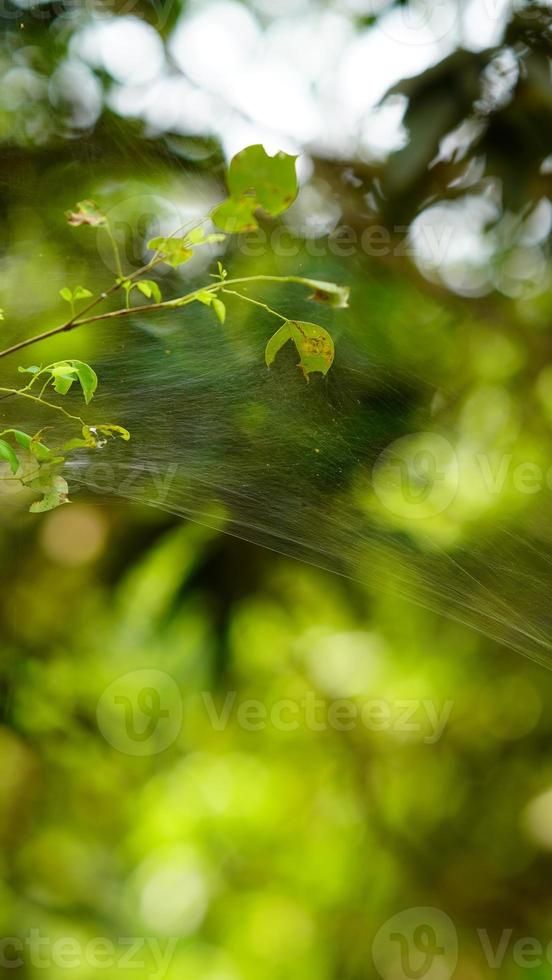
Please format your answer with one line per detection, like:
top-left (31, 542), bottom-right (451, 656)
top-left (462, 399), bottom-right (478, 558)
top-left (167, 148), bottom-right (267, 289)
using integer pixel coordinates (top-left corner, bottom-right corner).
top-left (0, 274), bottom-right (321, 362)
top-left (0, 257), bottom-right (165, 362)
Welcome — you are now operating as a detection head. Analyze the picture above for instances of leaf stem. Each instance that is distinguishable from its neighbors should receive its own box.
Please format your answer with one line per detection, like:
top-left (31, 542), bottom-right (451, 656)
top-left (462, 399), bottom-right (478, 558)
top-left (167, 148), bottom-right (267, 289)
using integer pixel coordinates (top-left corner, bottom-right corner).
top-left (221, 288), bottom-right (288, 321)
top-left (0, 388), bottom-right (84, 423)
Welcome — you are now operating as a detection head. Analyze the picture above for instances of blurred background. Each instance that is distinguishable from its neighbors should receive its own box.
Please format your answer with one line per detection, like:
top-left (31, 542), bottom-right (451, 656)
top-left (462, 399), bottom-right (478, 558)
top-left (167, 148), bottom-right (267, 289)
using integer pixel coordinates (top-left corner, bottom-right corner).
top-left (1, 1), bottom-right (552, 977)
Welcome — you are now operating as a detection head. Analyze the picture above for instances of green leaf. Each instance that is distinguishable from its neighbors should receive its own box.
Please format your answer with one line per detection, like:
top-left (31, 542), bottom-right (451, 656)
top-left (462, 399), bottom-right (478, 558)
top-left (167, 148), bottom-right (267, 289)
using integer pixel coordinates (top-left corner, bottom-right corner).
top-left (73, 286), bottom-right (93, 301)
top-left (211, 196), bottom-right (259, 233)
top-left (0, 438), bottom-right (19, 475)
top-left (66, 200), bottom-right (106, 228)
top-left (62, 438), bottom-right (90, 451)
top-left (29, 474), bottom-right (69, 513)
top-left (147, 237), bottom-right (193, 268)
top-left (301, 278), bottom-right (350, 309)
top-left (64, 425), bottom-right (97, 450)
top-left (18, 365), bottom-right (41, 375)
top-left (75, 424), bottom-right (130, 448)
top-left (212, 298), bottom-right (226, 324)
top-left (0, 429), bottom-right (53, 462)
top-left (3, 429), bottom-right (32, 450)
top-left (59, 287), bottom-right (73, 304)
top-left (186, 227), bottom-right (226, 246)
top-left (29, 440), bottom-right (55, 463)
top-left (289, 320), bottom-right (335, 378)
top-left (266, 320), bottom-right (334, 379)
top-left (137, 280), bottom-right (162, 303)
top-left (195, 290), bottom-right (213, 306)
top-left (47, 360), bottom-right (98, 404)
top-left (50, 364), bottom-right (76, 396)
top-left (265, 323), bottom-right (292, 367)
top-left (71, 360), bottom-right (98, 405)
top-left (212, 145), bottom-right (298, 232)
top-left (94, 424), bottom-right (131, 442)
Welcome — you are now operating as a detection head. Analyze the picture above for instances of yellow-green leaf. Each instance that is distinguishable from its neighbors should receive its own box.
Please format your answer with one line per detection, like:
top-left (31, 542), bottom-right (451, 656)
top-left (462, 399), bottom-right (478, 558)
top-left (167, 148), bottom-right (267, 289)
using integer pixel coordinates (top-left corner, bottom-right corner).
top-left (289, 320), bottom-right (335, 378)
top-left (265, 323), bottom-right (292, 367)
top-left (147, 237), bottom-right (193, 268)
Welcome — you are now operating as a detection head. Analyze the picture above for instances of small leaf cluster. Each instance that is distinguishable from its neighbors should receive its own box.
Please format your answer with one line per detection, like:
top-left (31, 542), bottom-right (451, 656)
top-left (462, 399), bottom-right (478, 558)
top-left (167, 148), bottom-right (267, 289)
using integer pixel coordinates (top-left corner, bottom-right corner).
top-left (0, 359), bottom-right (129, 512)
top-left (19, 360), bottom-right (98, 404)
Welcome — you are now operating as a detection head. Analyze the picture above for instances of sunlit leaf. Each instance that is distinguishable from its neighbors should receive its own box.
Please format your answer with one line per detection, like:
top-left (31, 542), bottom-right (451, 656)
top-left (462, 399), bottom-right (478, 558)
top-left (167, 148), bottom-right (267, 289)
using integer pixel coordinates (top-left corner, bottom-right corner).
top-left (212, 145), bottom-right (298, 232)
top-left (94, 424), bottom-right (131, 442)
top-left (48, 360), bottom-right (98, 404)
top-left (147, 236), bottom-right (193, 268)
top-left (59, 287), bottom-right (73, 304)
top-left (211, 196), bottom-right (258, 233)
top-left (137, 280), bottom-right (162, 304)
top-left (73, 286), bottom-right (93, 301)
top-left (212, 298), bottom-right (226, 324)
top-left (50, 364), bottom-right (76, 396)
top-left (186, 227), bottom-right (226, 246)
top-left (195, 290), bottom-right (213, 306)
top-left (18, 365), bottom-right (41, 375)
top-left (71, 360), bottom-right (98, 405)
